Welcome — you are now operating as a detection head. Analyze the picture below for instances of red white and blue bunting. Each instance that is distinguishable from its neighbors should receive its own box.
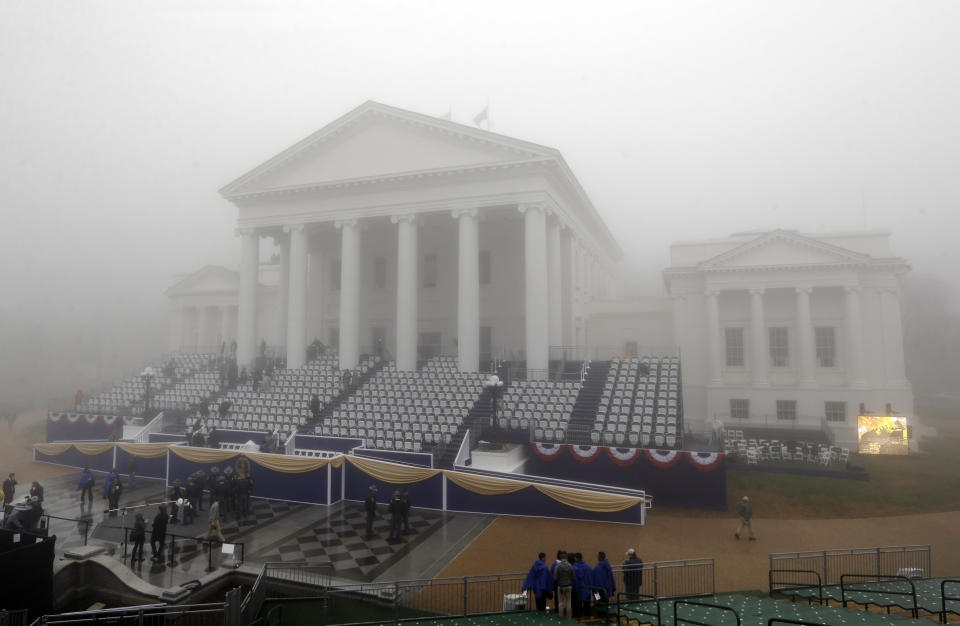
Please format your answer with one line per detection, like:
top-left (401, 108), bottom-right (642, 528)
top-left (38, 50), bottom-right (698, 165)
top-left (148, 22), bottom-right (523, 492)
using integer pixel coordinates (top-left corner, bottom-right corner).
top-left (568, 445), bottom-right (601, 463)
top-left (48, 412), bottom-right (135, 426)
top-left (686, 451), bottom-right (725, 472)
top-left (531, 442), bottom-right (564, 461)
top-left (606, 447), bottom-right (641, 467)
top-left (643, 449), bottom-right (683, 469)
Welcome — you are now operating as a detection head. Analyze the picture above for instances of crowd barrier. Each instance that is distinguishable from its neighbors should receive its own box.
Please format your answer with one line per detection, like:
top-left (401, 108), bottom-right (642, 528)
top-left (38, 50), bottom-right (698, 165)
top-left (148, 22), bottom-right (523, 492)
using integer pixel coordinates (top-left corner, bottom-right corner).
top-left (524, 444), bottom-right (727, 510)
top-left (32, 442), bottom-right (649, 525)
top-left (769, 545), bottom-right (932, 588)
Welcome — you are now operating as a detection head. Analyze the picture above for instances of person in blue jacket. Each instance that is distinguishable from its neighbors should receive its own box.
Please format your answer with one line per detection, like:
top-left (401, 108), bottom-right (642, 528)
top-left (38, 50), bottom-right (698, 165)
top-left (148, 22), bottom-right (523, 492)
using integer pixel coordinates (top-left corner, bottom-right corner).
top-left (593, 551), bottom-right (616, 603)
top-left (522, 552), bottom-right (554, 611)
top-left (77, 467), bottom-right (95, 509)
top-left (573, 552), bottom-right (593, 618)
top-left (102, 467), bottom-right (120, 500)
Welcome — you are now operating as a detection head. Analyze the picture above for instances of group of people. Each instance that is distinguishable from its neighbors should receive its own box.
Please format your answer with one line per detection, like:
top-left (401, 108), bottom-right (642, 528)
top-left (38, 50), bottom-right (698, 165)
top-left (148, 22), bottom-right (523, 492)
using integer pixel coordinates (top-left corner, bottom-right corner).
top-left (364, 485), bottom-right (412, 542)
top-left (522, 548), bottom-right (643, 618)
top-left (77, 467), bottom-right (125, 516)
top-left (1, 472), bottom-right (46, 531)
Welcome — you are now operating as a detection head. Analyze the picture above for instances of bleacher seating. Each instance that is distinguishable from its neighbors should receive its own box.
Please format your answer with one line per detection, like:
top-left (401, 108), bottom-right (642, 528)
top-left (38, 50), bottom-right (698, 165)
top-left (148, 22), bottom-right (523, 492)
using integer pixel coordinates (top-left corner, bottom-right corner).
top-left (207, 354), bottom-right (379, 437)
top-left (590, 355), bottom-right (682, 449)
top-left (723, 431), bottom-right (850, 466)
top-left (500, 380), bottom-right (582, 443)
top-left (318, 356), bottom-right (486, 452)
top-left (77, 353), bottom-right (217, 415)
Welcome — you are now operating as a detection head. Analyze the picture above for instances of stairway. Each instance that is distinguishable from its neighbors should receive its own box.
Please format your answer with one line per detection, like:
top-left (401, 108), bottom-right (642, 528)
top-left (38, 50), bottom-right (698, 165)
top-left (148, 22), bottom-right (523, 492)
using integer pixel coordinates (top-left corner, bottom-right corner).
top-left (564, 361), bottom-right (611, 445)
top-left (434, 388), bottom-right (493, 469)
top-left (302, 357), bottom-right (387, 433)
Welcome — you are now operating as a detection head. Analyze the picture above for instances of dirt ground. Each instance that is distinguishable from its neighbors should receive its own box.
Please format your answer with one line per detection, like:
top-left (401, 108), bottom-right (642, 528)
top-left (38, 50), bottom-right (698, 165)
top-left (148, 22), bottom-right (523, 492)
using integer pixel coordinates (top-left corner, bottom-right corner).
top-left (0, 410), bottom-right (74, 484)
top-left (435, 511), bottom-right (960, 592)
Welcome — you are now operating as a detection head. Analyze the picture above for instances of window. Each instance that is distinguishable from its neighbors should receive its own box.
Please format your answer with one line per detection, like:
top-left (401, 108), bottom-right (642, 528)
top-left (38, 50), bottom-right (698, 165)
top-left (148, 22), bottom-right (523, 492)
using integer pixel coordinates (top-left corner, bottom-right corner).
top-left (825, 401), bottom-right (846, 422)
top-left (725, 328), bottom-right (744, 367)
top-left (422, 253), bottom-right (437, 288)
top-left (331, 260), bottom-right (341, 291)
top-left (815, 327), bottom-right (836, 367)
top-left (373, 257), bottom-right (387, 290)
top-left (769, 327), bottom-right (790, 367)
top-left (776, 400), bottom-right (797, 421)
top-left (479, 250), bottom-right (492, 285)
top-left (730, 399), bottom-right (750, 420)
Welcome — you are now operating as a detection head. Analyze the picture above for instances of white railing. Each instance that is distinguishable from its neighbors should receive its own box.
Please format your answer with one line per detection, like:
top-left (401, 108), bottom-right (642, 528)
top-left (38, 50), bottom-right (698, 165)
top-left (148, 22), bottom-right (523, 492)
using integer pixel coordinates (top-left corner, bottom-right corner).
top-left (454, 429), bottom-right (471, 467)
top-left (135, 411), bottom-right (165, 443)
top-left (284, 431), bottom-right (296, 455)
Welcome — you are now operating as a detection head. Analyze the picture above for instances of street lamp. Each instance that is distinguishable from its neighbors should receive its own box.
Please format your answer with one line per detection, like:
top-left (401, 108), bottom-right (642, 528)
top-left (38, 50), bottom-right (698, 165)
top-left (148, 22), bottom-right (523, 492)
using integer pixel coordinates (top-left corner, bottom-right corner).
top-left (141, 366), bottom-right (156, 419)
top-left (484, 374), bottom-right (504, 449)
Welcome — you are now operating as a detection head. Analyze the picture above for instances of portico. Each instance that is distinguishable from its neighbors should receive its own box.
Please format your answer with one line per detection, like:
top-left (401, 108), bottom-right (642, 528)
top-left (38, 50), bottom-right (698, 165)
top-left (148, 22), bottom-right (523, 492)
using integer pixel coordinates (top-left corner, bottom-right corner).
top-left (218, 101), bottom-right (619, 377)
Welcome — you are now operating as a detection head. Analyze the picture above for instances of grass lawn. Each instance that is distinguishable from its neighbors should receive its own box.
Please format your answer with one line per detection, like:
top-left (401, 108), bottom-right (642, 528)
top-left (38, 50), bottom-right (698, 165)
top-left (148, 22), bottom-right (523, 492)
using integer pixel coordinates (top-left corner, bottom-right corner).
top-left (662, 405), bottom-right (960, 519)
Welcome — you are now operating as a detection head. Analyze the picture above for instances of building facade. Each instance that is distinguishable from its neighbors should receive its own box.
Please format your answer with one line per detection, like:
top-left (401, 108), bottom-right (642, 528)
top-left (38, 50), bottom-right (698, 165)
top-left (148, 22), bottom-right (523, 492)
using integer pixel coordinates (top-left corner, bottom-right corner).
top-left (167, 102), bottom-right (914, 444)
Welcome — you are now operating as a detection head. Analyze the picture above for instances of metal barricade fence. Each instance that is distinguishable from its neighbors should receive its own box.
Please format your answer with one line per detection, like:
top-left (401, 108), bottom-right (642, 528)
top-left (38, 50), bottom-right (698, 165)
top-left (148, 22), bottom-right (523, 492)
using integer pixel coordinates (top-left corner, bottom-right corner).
top-left (37, 603), bottom-right (226, 626)
top-left (610, 558), bottom-right (715, 600)
top-left (769, 545), bottom-right (931, 587)
top-left (0, 610), bottom-right (29, 626)
top-left (40, 515), bottom-right (90, 546)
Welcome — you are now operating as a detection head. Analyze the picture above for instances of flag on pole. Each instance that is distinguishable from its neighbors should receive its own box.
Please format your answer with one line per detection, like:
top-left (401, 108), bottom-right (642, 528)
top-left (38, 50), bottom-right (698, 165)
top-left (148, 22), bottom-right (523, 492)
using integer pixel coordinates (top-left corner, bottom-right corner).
top-left (473, 105), bottom-right (489, 127)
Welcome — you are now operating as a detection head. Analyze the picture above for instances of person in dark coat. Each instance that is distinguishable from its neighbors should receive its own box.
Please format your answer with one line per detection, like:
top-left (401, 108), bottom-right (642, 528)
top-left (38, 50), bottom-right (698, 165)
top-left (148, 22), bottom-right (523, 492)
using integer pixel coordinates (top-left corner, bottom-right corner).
top-left (77, 467), bottom-right (95, 509)
top-left (388, 490), bottom-right (404, 541)
top-left (309, 394), bottom-right (321, 421)
top-left (223, 467), bottom-right (237, 514)
top-left (207, 467), bottom-right (220, 509)
top-left (168, 480), bottom-right (182, 522)
top-left (2, 473), bottom-right (16, 505)
top-left (623, 548), bottom-right (644, 599)
top-left (400, 488), bottom-right (411, 534)
top-left (522, 552), bottom-right (554, 612)
top-left (106, 477), bottom-right (122, 517)
top-left (364, 486), bottom-right (377, 539)
top-left (150, 504), bottom-right (168, 562)
top-left (236, 471), bottom-right (253, 517)
top-left (208, 428), bottom-right (221, 450)
top-left (130, 513), bottom-right (146, 563)
top-left (29, 481), bottom-right (44, 504)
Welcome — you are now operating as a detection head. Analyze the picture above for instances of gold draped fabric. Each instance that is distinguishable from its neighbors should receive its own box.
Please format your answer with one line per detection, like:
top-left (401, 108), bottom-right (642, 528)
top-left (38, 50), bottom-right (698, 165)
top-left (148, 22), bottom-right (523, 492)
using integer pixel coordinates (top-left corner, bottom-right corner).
top-left (246, 451), bottom-right (332, 473)
top-left (346, 455), bottom-right (440, 484)
top-left (116, 442), bottom-right (172, 459)
top-left (534, 484), bottom-right (643, 513)
top-left (168, 445), bottom-right (238, 464)
top-left (73, 442), bottom-right (117, 456)
top-left (443, 471), bottom-right (529, 495)
top-left (34, 443), bottom-right (73, 456)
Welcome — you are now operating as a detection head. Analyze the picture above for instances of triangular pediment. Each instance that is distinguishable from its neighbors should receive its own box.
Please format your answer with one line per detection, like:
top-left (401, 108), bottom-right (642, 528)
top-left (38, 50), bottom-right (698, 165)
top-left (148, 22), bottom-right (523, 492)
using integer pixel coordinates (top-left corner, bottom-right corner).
top-left (166, 265), bottom-right (239, 297)
top-left (220, 101), bottom-right (557, 198)
top-left (700, 230), bottom-right (869, 270)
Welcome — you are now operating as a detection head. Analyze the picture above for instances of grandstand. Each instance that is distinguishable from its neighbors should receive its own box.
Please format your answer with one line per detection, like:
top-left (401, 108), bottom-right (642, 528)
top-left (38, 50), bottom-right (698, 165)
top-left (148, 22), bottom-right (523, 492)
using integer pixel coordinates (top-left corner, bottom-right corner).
top-left (320, 356), bottom-right (487, 453)
top-left (500, 379), bottom-right (582, 443)
top-left (77, 353), bottom-right (217, 415)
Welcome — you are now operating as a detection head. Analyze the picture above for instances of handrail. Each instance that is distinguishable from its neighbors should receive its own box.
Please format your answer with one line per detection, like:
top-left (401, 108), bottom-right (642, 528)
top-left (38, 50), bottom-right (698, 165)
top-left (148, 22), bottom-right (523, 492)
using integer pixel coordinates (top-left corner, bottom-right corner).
top-left (941, 579), bottom-right (960, 623)
top-left (615, 591), bottom-right (659, 626)
top-left (673, 598), bottom-right (740, 626)
top-left (40, 514), bottom-right (91, 546)
top-left (135, 411), bottom-right (165, 443)
top-left (768, 568), bottom-right (823, 604)
top-left (840, 573), bottom-right (918, 618)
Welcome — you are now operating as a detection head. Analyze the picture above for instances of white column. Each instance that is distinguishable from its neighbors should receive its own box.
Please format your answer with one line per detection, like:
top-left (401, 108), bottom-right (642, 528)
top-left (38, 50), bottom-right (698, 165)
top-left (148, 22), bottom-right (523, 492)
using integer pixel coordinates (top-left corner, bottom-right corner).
top-left (285, 224), bottom-right (308, 369)
top-left (392, 214), bottom-right (418, 371)
top-left (881, 287), bottom-right (908, 388)
top-left (197, 306), bottom-right (211, 351)
top-left (796, 287), bottom-right (816, 387)
top-left (844, 286), bottom-right (867, 388)
top-left (453, 208), bottom-right (480, 372)
top-left (337, 219), bottom-right (361, 370)
top-left (308, 245), bottom-right (324, 344)
top-left (170, 306), bottom-right (184, 351)
top-left (547, 217), bottom-right (563, 353)
top-left (749, 288), bottom-right (768, 387)
top-left (277, 235), bottom-right (290, 356)
top-left (705, 290), bottom-right (723, 386)
top-left (521, 202), bottom-right (549, 379)
top-left (560, 230), bottom-right (575, 349)
top-left (237, 228), bottom-right (259, 370)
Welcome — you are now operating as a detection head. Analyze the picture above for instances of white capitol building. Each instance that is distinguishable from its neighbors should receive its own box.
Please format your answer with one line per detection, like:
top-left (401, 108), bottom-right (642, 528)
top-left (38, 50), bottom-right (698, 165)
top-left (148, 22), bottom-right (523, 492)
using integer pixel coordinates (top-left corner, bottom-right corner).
top-left (166, 101), bottom-right (913, 446)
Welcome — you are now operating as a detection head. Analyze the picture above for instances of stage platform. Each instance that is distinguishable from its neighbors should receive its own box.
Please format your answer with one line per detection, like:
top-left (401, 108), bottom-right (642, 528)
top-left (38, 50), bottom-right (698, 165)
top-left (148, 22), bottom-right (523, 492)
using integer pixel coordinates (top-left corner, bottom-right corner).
top-left (33, 471), bottom-right (495, 594)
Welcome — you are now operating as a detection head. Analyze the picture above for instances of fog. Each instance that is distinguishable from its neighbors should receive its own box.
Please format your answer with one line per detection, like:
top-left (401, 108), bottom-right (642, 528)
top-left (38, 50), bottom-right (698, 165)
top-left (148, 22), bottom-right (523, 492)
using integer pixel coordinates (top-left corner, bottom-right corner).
top-left (1, 1), bottom-right (958, 408)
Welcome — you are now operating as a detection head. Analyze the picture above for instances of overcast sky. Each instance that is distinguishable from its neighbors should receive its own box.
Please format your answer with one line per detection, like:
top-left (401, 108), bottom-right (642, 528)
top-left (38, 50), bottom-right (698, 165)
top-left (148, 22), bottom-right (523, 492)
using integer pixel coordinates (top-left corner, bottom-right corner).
top-left (1, 0), bottom-right (958, 387)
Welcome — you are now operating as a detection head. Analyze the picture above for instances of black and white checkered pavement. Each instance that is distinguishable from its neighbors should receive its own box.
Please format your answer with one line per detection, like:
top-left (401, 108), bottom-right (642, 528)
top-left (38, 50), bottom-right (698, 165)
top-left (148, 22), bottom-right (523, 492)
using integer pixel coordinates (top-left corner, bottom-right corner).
top-left (254, 502), bottom-right (446, 581)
